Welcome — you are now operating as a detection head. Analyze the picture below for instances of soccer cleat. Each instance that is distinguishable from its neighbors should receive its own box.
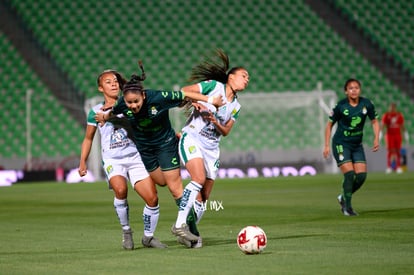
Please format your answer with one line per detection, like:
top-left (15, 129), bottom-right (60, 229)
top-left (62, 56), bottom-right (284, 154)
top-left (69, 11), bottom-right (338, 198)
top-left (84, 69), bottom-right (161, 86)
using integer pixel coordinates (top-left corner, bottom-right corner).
top-left (337, 194), bottom-right (345, 214)
top-left (396, 167), bottom-right (403, 174)
top-left (343, 208), bottom-right (358, 216)
top-left (385, 167), bottom-right (392, 174)
top-left (171, 223), bottom-right (200, 242)
top-left (141, 236), bottom-right (168, 248)
top-left (177, 236), bottom-right (192, 248)
top-left (177, 236), bottom-right (202, 248)
top-left (122, 229), bottom-right (134, 250)
top-left (191, 237), bottom-right (203, 248)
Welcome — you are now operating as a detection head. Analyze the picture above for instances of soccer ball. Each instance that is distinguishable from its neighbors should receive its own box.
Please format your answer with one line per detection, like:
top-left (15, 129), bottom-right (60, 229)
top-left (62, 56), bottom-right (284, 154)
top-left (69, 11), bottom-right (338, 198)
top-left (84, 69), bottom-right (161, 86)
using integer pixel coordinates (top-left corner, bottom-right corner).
top-left (237, 226), bottom-right (267, 254)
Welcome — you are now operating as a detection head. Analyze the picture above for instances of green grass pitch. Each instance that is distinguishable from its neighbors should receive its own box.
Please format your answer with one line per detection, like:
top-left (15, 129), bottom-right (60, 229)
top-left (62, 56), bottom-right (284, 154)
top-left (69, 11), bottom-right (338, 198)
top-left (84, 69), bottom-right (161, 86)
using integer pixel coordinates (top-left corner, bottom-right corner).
top-left (1, 172), bottom-right (413, 275)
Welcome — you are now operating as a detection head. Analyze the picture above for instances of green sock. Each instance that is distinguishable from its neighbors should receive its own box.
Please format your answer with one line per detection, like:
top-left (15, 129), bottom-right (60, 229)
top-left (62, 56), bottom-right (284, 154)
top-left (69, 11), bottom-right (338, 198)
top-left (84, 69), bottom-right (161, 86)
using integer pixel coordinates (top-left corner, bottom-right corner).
top-left (187, 208), bottom-right (199, 236)
top-left (343, 171), bottom-right (355, 209)
top-left (175, 197), bottom-right (199, 236)
top-left (353, 172), bottom-right (367, 193)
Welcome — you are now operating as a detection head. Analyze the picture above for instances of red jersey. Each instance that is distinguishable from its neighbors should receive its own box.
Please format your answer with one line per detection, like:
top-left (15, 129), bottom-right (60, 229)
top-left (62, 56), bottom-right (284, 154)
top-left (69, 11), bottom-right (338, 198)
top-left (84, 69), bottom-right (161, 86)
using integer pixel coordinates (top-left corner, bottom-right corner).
top-left (381, 111), bottom-right (404, 136)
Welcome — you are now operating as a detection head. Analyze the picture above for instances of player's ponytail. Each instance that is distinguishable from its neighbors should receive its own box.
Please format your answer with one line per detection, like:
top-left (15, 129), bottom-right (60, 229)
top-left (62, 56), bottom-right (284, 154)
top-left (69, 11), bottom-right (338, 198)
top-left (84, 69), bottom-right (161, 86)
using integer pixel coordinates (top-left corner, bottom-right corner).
top-left (122, 60), bottom-right (146, 94)
top-left (188, 48), bottom-right (229, 84)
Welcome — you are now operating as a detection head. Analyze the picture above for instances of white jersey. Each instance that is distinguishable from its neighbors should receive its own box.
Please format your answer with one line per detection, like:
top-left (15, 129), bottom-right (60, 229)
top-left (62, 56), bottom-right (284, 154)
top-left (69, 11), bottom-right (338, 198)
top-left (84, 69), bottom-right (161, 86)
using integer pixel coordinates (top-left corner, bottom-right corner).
top-left (181, 80), bottom-right (241, 150)
top-left (87, 103), bottom-right (138, 159)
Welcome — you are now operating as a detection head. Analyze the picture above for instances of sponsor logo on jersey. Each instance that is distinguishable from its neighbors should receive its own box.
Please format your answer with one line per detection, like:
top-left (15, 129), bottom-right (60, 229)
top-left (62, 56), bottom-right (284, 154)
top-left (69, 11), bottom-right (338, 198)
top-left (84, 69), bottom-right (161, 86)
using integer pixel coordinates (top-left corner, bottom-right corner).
top-left (189, 145), bottom-right (196, 154)
top-left (151, 106), bottom-right (158, 115)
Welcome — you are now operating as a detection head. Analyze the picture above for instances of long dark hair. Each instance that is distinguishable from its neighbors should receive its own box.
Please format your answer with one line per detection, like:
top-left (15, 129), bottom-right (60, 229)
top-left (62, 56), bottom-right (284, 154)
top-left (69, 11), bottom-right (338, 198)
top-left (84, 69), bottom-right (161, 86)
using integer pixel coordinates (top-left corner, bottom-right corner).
top-left (106, 61), bottom-right (147, 141)
top-left (122, 61), bottom-right (146, 94)
top-left (188, 48), bottom-right (230, 84)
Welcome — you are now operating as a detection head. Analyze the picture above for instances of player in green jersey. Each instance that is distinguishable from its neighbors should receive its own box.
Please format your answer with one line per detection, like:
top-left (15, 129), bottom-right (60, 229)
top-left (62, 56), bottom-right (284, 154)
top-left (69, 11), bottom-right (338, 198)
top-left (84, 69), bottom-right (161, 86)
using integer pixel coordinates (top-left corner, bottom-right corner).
top-left (97, 62), bottom-right (224, 243)
top-left (323, 78), bottom-right (380, 216)
top-left (79, 70), bottom-right (166, 250)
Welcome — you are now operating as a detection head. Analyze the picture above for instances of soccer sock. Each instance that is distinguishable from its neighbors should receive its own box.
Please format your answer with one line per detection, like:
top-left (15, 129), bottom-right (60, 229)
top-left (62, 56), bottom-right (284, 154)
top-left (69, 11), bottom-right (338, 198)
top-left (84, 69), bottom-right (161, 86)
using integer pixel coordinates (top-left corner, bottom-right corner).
top-left (194, 200), bottom-right (206, 224)
top-left (386, 151), bottom-right (392, 168)
top-left (175, 197), bottom-right (181, 208)
top-left (186, 208), bottom-right (200, 236)
top-left (342, 171), bottom-right (355, 209)
top-left (395, 151), bottom-right (401, 168)
top-left (142, 204), bottom-right (160, 237)
top-left (174, 181), bottom-right (202, 228)
top-left (176, 197), bottom-right (199, 235)
top-left (113, 198), bottom-right (130, 231)
top-left (353, 172), bottom-right (367, 193)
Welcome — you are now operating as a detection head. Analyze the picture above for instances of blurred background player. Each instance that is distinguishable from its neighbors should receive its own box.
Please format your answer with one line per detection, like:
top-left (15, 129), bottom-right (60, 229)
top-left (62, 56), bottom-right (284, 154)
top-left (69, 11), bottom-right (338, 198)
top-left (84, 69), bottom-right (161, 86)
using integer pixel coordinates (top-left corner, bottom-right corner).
top-left (79, 70), bottom-right (167, 250)
top-left (174, 49), bottom-right (249, 246)
top-left (323, 78), bottom-right (380, 216)
top-left (380, 102), bottom-right (409, 173)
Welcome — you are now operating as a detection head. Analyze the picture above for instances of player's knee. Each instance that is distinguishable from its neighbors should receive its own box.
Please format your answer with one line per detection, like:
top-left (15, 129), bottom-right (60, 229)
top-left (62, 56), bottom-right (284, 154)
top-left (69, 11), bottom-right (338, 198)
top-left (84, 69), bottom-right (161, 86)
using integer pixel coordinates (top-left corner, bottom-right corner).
top-left (191, 175), bottom-right (206, 184)
top-left (355, 172), bottom-right (367, 184)
top-left (145, 196), bottom-right (159, 207)
top-left (111, 183), bottom-right (128, 199)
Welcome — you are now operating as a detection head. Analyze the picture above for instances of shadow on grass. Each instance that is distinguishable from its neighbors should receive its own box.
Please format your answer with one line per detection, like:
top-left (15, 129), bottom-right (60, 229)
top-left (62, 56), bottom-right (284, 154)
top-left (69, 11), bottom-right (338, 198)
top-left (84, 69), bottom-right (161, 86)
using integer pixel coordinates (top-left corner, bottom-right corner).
top-left (361, 207), bottom-right (414, 215)
top-left (155, 233), bottom-right (329, 249)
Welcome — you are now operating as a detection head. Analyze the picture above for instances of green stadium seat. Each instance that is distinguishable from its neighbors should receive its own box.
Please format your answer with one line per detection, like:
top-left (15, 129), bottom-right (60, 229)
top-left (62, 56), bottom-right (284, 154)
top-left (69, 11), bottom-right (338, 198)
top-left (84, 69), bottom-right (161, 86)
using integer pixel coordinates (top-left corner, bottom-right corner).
top-left (2, 0), bottom-right (412, 156)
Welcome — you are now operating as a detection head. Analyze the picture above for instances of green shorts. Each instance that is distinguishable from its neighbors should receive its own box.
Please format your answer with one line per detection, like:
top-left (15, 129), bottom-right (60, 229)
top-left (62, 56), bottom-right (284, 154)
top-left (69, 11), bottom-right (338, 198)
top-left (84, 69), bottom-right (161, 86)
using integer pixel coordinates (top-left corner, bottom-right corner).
top-left (139, 135), bottom-right (180, 172)
top-left (332, 140), bottom-right (366, 167)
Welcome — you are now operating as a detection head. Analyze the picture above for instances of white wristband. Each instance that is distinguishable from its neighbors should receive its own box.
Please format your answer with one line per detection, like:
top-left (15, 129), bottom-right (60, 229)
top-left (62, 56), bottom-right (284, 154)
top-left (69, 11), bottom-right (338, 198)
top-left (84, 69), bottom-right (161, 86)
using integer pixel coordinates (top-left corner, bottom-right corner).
top-left (207, 97), bottom-right (214, 104)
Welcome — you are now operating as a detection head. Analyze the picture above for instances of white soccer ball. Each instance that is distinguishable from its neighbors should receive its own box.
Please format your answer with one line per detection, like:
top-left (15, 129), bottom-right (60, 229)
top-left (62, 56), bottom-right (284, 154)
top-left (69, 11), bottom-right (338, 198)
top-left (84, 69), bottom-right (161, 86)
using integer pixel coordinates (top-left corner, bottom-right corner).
top-left (237, 226), bottom-right (267, 254)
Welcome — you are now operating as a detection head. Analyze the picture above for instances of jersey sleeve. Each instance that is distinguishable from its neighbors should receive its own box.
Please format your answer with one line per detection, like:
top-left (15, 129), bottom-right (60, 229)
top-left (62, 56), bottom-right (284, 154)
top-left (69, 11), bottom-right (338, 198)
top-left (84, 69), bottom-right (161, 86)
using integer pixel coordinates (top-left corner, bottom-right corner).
top-left (86, 109), bottom-right (97, 126)
top-left (399, 113), bottom-right (404, 124)
top-left (381, 113), bottom-right (388, 125)
top-left (147, 89), bottom-right (185, 109)
top-left (328, 104), bottom-right (340, 124)
top-left (199, 80), bottom-right (218, 95)
top-left (367, 99), bottom-right (379, 120)
top-left (231, 106), bottom-right (241, 121)
top-left (112, 96), bottom-right (128, 115)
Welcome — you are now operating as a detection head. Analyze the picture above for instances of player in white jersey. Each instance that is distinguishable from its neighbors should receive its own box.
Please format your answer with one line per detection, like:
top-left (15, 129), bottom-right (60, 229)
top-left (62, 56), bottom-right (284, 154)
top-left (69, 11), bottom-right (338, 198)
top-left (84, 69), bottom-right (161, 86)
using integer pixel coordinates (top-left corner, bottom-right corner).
top-left (173, 49), bottom-right (249, 247)
top-left (78, 70), bottom-right (167, 250)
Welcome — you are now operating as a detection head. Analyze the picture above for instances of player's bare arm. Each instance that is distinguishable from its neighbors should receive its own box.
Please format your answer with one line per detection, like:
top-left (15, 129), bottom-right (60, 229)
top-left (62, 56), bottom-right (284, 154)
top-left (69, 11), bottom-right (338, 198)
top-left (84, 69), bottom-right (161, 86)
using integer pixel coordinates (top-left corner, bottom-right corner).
top-left (371, 119), bottom-right (380, 152)
top-left (323, 121), bottom-right (333, 158)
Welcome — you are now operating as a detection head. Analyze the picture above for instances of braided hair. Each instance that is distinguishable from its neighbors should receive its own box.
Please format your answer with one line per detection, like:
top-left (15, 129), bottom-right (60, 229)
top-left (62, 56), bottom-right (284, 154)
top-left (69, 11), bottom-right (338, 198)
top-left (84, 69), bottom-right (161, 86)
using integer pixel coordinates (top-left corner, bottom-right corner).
top-left (122, 61), bottom-right (146, 94)
top-left (106, 61), bottom-right (147, 141)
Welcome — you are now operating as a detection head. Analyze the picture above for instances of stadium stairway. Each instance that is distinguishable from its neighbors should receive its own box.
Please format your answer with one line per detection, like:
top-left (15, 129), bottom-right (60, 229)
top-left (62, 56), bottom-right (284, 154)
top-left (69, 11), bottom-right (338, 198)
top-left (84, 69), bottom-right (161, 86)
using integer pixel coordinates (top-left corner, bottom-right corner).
top-left (305, 0), bottom-right (414, 99)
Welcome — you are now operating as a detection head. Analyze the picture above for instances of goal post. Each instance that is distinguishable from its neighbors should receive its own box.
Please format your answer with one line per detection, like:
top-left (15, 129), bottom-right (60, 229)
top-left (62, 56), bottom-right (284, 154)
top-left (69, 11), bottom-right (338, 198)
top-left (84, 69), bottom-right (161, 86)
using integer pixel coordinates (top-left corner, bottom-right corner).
top-left (171, 90), bottom-right (338, 174)
top-left (83, 96), bottom-right (104, 181)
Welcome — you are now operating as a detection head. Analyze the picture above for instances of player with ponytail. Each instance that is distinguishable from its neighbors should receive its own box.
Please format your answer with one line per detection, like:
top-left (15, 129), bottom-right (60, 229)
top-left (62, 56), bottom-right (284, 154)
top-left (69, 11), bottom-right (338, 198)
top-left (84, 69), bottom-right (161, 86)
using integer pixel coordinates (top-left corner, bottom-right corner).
top-left (173, 49), bottom-right (249, 247)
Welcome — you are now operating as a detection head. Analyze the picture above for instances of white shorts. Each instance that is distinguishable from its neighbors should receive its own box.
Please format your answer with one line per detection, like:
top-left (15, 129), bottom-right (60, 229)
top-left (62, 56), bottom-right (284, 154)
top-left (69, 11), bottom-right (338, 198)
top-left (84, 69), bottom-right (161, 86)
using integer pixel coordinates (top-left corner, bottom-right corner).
top-left (179, 133), bottom-right (220, 180)
top-left (103, 152), bottom-right (149, 187)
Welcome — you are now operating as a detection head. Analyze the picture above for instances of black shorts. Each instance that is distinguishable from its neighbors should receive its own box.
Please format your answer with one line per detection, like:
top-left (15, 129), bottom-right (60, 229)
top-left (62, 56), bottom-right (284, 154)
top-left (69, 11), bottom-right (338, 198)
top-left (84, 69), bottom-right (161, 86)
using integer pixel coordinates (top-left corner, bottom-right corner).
top-left (139, 135), bottom-right (180, 172)
top-left (332, 140), bottom-right (366, 167)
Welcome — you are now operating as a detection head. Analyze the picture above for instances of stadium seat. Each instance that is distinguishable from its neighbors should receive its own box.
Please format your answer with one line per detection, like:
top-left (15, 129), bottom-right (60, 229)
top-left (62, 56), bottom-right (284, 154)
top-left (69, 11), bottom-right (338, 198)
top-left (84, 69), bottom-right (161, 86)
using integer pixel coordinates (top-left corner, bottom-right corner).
top-left (2, 0), bottom-right (412, 156)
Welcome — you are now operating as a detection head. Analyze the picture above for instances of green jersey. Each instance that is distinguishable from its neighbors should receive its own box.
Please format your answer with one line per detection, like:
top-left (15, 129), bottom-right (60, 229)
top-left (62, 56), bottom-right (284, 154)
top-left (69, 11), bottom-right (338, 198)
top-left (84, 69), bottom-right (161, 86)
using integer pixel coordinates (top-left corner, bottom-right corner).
top-left (329, 97), bottom-right (378, 145)
top-left (112, 89), bottom-right (185, 150)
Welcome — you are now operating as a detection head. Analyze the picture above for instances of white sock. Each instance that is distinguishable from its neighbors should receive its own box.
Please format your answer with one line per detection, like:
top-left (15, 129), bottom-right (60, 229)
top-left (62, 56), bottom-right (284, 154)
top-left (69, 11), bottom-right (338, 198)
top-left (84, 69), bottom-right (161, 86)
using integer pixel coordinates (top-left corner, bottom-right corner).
top-left (194, 200), bottom-right (206, 224)
top-left (143, 204), bottom-right (160, 237)
top-left (175, 181), bottom-right (202, 227)
top-left (114, 198), bottom-right (130, 230)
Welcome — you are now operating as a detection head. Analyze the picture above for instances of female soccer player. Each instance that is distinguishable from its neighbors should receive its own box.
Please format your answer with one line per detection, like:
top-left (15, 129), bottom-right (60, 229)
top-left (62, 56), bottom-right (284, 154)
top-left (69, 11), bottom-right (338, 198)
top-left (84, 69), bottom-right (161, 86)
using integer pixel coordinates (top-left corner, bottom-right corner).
top-left (78, 70), bottom-right (167, 250)
top-left (97, 62), bottom-right (224, 244)
top-left (172, 49), bottom-right (249, 246)
top-left (323, 78), bottom-right (380, 216)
